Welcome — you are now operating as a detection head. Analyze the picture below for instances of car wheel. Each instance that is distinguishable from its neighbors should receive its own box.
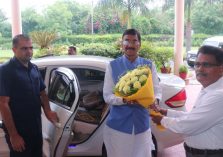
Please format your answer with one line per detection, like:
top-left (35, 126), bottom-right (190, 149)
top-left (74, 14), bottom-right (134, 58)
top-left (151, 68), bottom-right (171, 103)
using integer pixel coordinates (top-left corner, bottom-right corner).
top-left (102, 144), bottom-right (107, 157)
top-left (152, 134), bottom-right (158, 157)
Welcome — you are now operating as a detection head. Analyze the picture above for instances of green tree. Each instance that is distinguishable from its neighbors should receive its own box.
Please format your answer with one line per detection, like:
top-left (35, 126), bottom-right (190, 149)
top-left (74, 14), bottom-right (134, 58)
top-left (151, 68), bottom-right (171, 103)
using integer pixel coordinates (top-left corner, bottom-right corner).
top-left (192, 3), bottom-right (223, 34)
top-left (92, 9), bottom-right (125, 34)
top-left (161, 0), bottom-right (193, 51)
top-left (97, 0), bottom-right (153, 28)
top-left (161, 0), bottom-right (223, 52)
top-left (0, 9), bottom-right (11, 37)
top-left (0, 9), bottom-right (7, 23)
top-left (43, 1), bottom-right (73, 35)
top-left (185, 0), bottom-right (193, 53)
top-left (22, 8), bottom-right (43, 34)
top-left (66, 0), bottom-right (89, 34)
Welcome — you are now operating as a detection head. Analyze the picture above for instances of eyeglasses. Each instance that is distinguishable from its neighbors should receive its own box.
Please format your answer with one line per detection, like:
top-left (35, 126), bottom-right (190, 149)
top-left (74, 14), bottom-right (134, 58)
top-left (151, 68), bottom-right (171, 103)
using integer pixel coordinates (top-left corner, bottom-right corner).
top-left (194, 62), bottom-right (220, 68)
top-left (122, 40), bottom-right (140, 46)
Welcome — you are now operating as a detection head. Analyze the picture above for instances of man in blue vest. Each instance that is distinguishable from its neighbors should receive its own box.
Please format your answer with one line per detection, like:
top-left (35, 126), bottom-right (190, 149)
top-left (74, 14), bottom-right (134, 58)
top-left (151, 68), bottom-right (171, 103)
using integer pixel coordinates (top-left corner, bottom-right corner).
top-left (0, 34), bottom-right (59, 157)
top-left (103, 29), bottom-right (162, 157)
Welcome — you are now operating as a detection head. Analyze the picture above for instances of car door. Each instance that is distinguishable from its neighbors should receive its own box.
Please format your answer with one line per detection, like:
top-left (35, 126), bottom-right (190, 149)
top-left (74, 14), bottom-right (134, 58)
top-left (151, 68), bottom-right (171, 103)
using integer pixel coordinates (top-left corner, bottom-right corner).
top-left (42, 67), bottom-right (80, 157)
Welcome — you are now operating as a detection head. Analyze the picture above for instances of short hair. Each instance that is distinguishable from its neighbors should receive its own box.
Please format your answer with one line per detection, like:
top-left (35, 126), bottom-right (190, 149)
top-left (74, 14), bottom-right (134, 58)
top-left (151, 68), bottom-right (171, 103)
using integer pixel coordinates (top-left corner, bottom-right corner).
top-left (12, 34), bottom-right (31, 48)
top-left (122, 28), bottom-right (141, 43)
top-left (69, 46), bottom-right (76, 51)
top-left (197, 45), bottom-right (223, 65)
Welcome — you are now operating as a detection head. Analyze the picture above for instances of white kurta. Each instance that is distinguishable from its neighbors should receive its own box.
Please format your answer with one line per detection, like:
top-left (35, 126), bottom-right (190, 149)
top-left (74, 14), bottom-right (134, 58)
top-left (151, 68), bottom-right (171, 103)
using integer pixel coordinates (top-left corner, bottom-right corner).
top-left (103, 125), bottom-right (154, 157)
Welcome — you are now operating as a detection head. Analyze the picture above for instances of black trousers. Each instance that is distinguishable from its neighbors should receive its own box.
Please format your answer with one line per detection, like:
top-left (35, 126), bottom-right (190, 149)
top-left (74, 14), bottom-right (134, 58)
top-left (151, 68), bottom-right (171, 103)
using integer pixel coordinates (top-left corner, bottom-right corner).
top-left (184, 143), bottom-right (223, 157)
top-left (3, 124), bottom-right (43, 157)
top-left (186, 151), bottom-right (223, 157)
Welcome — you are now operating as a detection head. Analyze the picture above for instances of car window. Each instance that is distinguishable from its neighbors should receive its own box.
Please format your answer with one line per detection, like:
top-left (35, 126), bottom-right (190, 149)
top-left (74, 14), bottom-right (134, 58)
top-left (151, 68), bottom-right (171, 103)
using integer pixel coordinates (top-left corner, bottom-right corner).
top-left (48, 73), bottom-right (75, 110)
top-left (72, 68), bottom-right (104, 81)
top-left (219, 43), bottom-right (223, 49)
top-left (69, 68), bottom-right (109, 144)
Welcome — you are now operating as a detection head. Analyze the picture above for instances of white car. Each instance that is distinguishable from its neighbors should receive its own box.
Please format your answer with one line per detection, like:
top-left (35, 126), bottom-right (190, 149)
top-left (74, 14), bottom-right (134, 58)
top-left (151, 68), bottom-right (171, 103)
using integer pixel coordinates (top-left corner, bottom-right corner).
top-left (0, 55), bottom-right (187, 157)
top-left (187, 36), bottom-right (223, 66)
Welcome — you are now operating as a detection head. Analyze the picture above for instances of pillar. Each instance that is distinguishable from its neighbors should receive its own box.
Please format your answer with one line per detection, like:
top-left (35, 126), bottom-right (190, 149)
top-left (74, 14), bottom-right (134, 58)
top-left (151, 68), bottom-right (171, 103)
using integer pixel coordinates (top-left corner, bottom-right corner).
top-left (174, 0), bottom-right (184, 75)
top-left (11, 0), bottom-right (22, 38)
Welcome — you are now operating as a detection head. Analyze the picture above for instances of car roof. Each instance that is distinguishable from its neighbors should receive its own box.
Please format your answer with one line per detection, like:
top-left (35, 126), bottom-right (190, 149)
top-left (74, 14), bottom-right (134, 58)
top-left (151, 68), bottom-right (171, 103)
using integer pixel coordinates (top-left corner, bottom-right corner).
top-left (204, 36), bottom-right (223, 42)
top-left (202, 36), bottom-right (223, 47)
top-left (32, 55), bottom-right (113, 69)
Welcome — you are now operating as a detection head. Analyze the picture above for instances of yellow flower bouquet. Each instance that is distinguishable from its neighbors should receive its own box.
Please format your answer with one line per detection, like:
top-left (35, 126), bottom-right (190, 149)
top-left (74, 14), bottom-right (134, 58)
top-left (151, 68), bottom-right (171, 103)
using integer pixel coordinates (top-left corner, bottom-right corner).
top-left (114, 65), bottom-right (155, 108)
top-left (114, 65), bottom-right (165, 130)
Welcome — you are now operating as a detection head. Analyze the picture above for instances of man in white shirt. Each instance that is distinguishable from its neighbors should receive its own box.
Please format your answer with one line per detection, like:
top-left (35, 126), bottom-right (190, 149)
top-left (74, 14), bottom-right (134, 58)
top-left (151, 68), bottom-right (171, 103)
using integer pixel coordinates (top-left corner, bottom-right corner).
top-left (151, 45), bottom-right (223, 157)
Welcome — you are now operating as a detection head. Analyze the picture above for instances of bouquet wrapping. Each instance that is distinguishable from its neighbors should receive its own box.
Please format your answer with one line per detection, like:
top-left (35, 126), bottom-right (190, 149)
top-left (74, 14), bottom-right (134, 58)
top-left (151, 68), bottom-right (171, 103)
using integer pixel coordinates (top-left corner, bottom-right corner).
top-left (114, 65), bottom-right (155, 108)
top-left (114, 65), bottom-right (165, 130)
top-left (149, 110), bottom-right (165, 130)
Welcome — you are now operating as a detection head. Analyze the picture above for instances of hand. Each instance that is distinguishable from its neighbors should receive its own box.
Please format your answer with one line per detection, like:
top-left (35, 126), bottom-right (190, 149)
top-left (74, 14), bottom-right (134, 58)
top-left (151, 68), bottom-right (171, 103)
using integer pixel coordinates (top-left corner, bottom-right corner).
top-left (123, 98), bottom-right (138, 105)
top-left (150, 100), bottom-right (159, 111)
top-left (150, 101), bottom-right (167, 116)
top-left (45, 110), bottom-right (59, 124)
top-left (10, 133), bottom-right (25, 152)
top-left (150, 114), bottom-right (163, 125)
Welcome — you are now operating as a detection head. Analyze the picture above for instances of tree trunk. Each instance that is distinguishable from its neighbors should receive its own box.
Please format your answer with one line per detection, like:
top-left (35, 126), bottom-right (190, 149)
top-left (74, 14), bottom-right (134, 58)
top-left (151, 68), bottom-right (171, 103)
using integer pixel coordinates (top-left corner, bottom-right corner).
top-left (127, 0), bottom-right (131, 28)
top-left (185, 21), bottom-right (192, 54)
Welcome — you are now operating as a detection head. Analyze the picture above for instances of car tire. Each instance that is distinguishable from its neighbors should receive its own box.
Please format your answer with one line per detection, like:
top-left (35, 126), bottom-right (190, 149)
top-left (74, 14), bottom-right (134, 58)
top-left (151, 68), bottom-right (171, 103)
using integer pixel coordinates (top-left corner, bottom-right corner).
top-left (152, 134), bottom-right (158, 157)
top-left (102, 144), bottom-right (107, 157)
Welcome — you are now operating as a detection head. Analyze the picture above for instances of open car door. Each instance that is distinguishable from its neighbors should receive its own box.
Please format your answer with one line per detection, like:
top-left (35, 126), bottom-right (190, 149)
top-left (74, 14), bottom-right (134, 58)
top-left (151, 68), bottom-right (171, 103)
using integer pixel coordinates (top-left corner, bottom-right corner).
top-left (42, 67), bottom-right (80, 157)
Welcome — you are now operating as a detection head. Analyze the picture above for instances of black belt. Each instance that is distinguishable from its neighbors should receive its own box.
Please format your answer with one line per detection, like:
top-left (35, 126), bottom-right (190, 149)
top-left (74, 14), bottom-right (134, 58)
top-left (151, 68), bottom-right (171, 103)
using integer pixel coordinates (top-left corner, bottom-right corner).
top-left (184, 143), bottom-right (223, 155)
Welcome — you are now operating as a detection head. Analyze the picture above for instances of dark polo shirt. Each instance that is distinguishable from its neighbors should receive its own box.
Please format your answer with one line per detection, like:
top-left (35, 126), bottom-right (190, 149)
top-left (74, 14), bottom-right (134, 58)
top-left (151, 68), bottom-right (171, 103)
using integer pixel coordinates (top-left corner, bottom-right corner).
top-left (0, 57), bottom-right (45, 135)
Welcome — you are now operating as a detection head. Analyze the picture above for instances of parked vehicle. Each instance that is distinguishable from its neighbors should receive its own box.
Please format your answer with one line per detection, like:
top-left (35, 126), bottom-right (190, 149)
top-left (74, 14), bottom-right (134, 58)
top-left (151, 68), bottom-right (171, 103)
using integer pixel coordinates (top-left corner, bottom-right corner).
top-left (187, 36), bottom-right (223, 67)
top-left (0, 55), bottom-right (187, 157)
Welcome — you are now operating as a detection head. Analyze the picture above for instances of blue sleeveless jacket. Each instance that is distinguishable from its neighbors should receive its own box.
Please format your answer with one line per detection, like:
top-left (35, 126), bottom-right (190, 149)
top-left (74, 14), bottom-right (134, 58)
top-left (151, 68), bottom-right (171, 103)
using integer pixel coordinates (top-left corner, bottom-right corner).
top-left (106, 55), bottom-right (153, 134)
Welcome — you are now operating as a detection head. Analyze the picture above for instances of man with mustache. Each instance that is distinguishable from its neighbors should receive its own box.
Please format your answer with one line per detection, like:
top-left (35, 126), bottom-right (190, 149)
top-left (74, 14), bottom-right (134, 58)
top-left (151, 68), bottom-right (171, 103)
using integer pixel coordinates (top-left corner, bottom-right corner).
top-left (103, 29), bottom-right (161, 157)
top-left (151, 45), bottom-right (223, 157)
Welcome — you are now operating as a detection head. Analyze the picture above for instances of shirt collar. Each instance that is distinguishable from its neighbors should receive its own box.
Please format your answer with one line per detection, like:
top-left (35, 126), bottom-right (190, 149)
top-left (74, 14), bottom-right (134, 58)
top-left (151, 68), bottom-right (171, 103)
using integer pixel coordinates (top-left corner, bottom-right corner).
top-left (122, 55), bottom-right (139, 64)
top-left (202, 76), bottom-right (223, 93)
top-left (12, 57), bottom-right (33, 70)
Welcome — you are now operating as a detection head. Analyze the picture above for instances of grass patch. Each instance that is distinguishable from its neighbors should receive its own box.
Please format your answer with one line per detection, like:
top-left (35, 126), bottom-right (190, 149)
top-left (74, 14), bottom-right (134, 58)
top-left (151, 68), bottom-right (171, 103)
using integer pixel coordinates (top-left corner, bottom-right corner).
top-left (0, 50), bottom-right (13, 63)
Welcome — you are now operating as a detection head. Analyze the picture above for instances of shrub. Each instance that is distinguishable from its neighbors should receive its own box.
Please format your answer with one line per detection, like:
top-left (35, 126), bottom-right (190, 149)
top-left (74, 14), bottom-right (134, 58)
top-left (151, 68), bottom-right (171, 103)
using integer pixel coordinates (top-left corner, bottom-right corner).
top-left (33, 45), bottom-right (67, 58)
top-left (0, 37), bottom-right (11, 49)
top-left (30, 31), bottom-right (59, 49)
top-left (61, 34), bottom-right (121, 45)
top-left (153, 47), bottom-right (174, 69)
top-left (80, 43), bottom-right (121, 58)
top-left (139, 43), bottom-right (174, 69)
top-left (179, 64), bottom-right (188, 73)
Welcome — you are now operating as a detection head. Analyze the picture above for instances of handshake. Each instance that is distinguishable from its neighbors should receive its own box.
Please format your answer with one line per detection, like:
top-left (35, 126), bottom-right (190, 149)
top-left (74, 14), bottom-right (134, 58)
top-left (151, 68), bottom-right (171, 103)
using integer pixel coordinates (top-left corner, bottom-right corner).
top-left (149, 103), bottom-right (168, 130)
